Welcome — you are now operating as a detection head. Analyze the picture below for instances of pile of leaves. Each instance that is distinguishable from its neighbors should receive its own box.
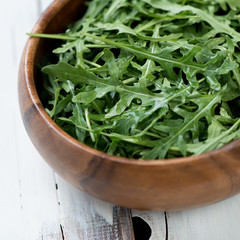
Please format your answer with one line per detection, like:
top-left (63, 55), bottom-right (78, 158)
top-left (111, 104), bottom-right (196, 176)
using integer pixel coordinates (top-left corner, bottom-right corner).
top-left (30, 0), bottom-right (240, 159)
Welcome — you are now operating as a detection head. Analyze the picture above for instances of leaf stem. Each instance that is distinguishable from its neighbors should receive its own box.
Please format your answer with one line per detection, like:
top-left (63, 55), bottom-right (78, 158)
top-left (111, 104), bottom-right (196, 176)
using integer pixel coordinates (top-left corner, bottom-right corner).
top-left (85, 44), bottom-right (113, 48)
top-left (84, 59), bottom-right (102, 68)
top-left (123, 77), bottom-right (137, 84)
top-left (85, 108), bottom-right (95, 142)
top-left (27, 33), bottom-right (77, 41)
top-left (135, 19), bottom-right (163, 33)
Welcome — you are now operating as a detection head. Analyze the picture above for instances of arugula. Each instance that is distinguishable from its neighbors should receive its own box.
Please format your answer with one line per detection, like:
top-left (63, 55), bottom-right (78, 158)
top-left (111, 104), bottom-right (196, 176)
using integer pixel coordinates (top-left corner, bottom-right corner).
top-left (29, 0), bottom-right (240, 159)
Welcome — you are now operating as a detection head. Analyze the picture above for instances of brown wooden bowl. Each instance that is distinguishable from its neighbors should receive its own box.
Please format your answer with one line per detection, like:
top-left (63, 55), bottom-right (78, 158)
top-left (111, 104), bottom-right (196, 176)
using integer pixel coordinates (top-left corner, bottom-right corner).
top-left (18, 0), bottom-right (240, 211)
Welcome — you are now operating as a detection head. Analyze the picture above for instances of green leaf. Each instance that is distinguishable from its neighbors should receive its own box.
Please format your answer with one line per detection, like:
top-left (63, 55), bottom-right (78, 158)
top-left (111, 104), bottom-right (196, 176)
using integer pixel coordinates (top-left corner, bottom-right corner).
top-left (46, 87), bottom-right (61, 118)
top-left (103, 48), bottom-right (120, 81)
top-left (43, 62), bottom-right (192, 118)
top-left (188, 119), bottom-right (240, 155)
top-left (86, 34), bottom-right (237, 90)
top-left (95, 22), bottom-right (136, 35)
top-left (35, 0), bottom-right (240, 160)
top-left (143, 0), bottom-right (240, 42)
top-left (143, 90), bottom-right (224, 159)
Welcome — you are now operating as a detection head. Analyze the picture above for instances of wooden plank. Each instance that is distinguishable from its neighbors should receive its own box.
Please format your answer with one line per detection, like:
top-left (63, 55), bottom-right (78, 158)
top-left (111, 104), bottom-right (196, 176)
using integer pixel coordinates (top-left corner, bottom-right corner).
top-left (0, 1), bottom-right (34, 239)
top-left (14, 127), bottom-right (62, 240)
top-left (0, 52), bottom-right (23, 239)
top-left (14, 1), bottom-right (63, 238)
top-left (55, 175), bottom-right (134, 240)
top-left (131, 210), bottom-right (166, 240)
top-left (167, 194), bottom-right (240, 240)
top-left (0, 0), bottom-right (63, 239)
top-left (0, 2), bottom-right (23, 238)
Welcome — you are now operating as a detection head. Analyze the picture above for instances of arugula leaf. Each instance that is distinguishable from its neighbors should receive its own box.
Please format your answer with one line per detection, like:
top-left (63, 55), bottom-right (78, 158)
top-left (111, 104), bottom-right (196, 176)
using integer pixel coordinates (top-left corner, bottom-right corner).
top-left (95, 22), bottom-right (136, 35)
top-left (43, 61), bottom-right (191, 117)
top-left (31, 0), bottom-right (240, 160)
top-left (86, 33), bottom-right (237, 90)
top-left (143, 0), bottom-right (240, 42)
top-left (188, 119), bottom-right (240, 155)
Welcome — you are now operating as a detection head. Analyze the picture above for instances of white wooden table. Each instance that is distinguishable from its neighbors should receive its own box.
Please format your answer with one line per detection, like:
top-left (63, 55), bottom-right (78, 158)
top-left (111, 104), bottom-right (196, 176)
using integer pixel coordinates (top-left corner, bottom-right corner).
top-left (1, 0), bottom-right (240, 239)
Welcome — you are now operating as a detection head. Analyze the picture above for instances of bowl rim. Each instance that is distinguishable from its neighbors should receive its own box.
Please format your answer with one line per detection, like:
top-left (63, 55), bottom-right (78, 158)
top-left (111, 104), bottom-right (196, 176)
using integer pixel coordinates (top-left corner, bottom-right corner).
top-left (23, 0), bottom-right (240, 167)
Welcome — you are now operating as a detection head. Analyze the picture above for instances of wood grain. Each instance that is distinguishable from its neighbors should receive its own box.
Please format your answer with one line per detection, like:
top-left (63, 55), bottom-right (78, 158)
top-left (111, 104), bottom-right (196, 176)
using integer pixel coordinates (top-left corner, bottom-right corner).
top-left (18, 0), bottom-right (240, 211)
top-left (131, 210), bottom-right (166, 240)
top-left (167, 194), bottom-right (240, 240)
top-left (55, 175), bottom-right (134, 240)
top-left (0, 0), bottom-right (63, 239)
top-left (1, 0), bottom-right (135, 239)
top-left (2, 0), bottom-right (240, 239)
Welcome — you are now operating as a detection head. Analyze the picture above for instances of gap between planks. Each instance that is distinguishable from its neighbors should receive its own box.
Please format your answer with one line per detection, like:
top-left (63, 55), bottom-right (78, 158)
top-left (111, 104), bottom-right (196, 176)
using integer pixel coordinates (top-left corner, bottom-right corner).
top-left (54, 173), bottom-right (135, 240)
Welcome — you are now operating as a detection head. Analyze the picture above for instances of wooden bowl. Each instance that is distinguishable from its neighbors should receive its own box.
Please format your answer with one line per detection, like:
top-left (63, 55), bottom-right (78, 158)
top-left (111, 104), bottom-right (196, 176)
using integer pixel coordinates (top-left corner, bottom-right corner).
top-left (18, 0), bottom-right (240, 211)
